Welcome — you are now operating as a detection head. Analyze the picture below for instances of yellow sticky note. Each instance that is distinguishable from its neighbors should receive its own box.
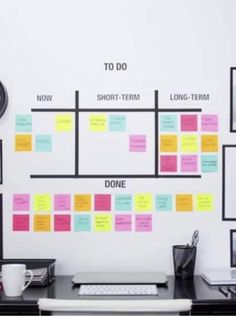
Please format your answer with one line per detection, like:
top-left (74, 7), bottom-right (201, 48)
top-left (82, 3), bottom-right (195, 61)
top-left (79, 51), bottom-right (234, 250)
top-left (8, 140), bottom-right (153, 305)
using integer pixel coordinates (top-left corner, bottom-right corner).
top-left (94, 214), bottom-right (112, 232)
top-left (74, 194), bottom-right (91, 211)
top-left (90, 114), bottom-right (107, 132)
top-left (135, 194), bottom-right (153, 211)
top-left (55, 114), bottom-right (73, 132)
top-left (201, 135), bottom-right (218, 152)
top-left (196, 194), bottom-right (213, 211)
top-left (176, 194), bottom-right (193, 212)
top-left (181, 135), bottom-right (198, 153)
top-left (15, 134), bottom-right (32, 152)
top-left (34, 215), bottom-right (51, 232)
top-left (33, 194), bottom-right (51, 212)
top-left (160, 135), bottom-right (177, 152)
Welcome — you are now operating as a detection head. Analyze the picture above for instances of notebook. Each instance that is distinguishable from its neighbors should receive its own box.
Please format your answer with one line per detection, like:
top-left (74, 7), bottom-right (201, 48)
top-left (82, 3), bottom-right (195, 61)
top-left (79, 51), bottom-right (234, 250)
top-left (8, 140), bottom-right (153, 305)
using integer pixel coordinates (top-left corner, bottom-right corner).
top-left (201, 269), bottom-right (236, 285)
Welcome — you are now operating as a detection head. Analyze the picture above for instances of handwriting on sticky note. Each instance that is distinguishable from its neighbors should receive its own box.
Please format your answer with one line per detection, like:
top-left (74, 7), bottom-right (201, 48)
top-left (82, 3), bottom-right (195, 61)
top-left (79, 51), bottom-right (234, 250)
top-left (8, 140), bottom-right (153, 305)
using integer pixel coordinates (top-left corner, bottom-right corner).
top-left (176, 194), bottom-right (193, 212)
top-left (196, 194), bottom-right (213, 211)
top-left (74, 194), bottom-right (91, 211)
top-left (15, 115), bottom-right (32, 132)
top-left (135, 193), bottom-right (153, 211)
top-left (54, 194), bottom-right (71, 211)
top-left (13, 194), bottom-right (30, 211)
top-left (33, 194), bottom-right (51, 212)
top-left (160, 135), bottom-right (177, 152)
top-left (109, 115), bottom-right (126, 131)
top-left (13, 215), bottom-right (29, 231)
top-left (135, 215), bottom-right (152, 232)
top-left (90, 114), bottom-right (107, 132)
top-left (181, 115), bottom-right (198, 131)
top-left (115, 215), bottom-right (132, 231)
top-left (74, 215), bottom-right (91, 231)
top-left (56, 114), bottom-right (73, 132)
top-left (160, 115), bottom-right (177, 132)
top-left (34, 215), bottom-right (51, 232)
top-left (129, 135), bottom-right (146, 152)
top-left (15, 134), bottom-right (32, 152)
top-left (160, 155), bottom-right (177, 172)
top-left (201, 115), bottom-right (218, 132)
top-left (156, 194), bottom-right (172, 211)
top-left (181, 135), bottom-right (198, 153)
top-left (181, 155), bottom-right (198, 172)
top-left (94, 214), bottom-right (112, 232)
top-left (54, 215), bottom-right (71, 231)
top-left (36, 135), bottom-right (52, 152)
top-left (115, 194), bottom-right (132, 211)
top-left (201, 135), bottom-right (218, 152)
top-left (94, 194), bottom-right (111, 211)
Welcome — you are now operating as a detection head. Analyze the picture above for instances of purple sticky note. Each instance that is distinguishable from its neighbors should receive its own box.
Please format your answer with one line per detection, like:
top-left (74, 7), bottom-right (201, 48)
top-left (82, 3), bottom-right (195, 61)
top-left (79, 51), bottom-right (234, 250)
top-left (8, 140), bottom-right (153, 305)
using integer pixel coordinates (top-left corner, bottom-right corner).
top-left (201, 115), bottom-right (218, 132)
top-left (54, 194), bottom-right (71, 211)
top-left (129, 135), bottom-right (146, 152)
top-left (135, 215), bottom-right (152, 232)
top-left (115, 215), bottom-right (132, 231)
top-left (94, 194), bottom-right (111, 211)
top-left (13, 215), bottom-right (29, 231)
top-left (181, 115), bottom-right (198, 131)
top-left (54, 215), bottom-right (71, 231)
top-left (181, 155), bottom-right (198, 172)
top-left (160, 155), bottom-right (177, 172)
top-left (13, 194), bottom-right (30, 211)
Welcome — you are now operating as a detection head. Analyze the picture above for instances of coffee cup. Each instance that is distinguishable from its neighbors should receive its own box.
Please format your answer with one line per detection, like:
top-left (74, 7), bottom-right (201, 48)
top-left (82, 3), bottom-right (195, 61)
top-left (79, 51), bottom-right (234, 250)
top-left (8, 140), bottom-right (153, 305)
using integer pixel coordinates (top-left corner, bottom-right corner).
top-left (2, 264), bottom-right (33, 297)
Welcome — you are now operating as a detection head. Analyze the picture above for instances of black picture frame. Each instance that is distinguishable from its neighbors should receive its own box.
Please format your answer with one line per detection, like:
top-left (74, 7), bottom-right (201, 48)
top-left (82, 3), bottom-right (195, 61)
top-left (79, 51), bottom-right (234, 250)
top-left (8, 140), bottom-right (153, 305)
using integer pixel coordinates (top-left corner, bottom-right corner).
top-left (230, 67), bottom-right (236, 132)
top-left (230, 230), bottom-right (236, 267)
top-left (0, 139), bottom-right (2, 184)
top-left (0, 194), bottom-right (2, 259)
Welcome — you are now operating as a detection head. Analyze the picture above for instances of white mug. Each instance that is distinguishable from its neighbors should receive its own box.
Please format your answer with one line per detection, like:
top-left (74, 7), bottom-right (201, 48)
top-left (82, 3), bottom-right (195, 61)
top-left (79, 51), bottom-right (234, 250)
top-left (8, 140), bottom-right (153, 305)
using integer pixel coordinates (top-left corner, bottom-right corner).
top-left (2, 264), bottom-right (33, 297)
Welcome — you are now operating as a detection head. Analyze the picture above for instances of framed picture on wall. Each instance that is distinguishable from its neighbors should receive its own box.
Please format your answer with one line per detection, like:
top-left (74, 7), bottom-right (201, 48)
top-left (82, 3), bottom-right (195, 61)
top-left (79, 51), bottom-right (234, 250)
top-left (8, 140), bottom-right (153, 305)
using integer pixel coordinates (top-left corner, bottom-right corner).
top-left (230, 230), bottom-right (236, 267)
top-left (230, 67), bottom-right (236, 132)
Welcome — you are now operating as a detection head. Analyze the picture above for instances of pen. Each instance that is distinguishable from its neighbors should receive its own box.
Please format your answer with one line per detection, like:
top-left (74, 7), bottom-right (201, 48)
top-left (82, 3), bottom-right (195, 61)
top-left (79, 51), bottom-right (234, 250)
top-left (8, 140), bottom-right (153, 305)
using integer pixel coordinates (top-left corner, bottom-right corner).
top-left (228, 287), bottom-right (236, 295)
top-left (219, 287), bottom-right (228, 297)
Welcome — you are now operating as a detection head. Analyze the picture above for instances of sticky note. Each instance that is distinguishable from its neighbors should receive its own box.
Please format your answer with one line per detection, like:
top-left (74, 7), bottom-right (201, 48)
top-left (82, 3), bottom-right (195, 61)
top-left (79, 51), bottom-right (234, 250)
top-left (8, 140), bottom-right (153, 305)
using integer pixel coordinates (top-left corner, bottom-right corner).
top-left (181, 155), bottom-right (198, 172)
top-left (160, 115), bottom-right (177, 132)
top-left (55, 114), bottom-right (73, 132)
top-left (181, 115), bottom-right (198, 131)
top-left (13, 215), bottom-right (29, 231)
top-left (196, 194), bottom-right (213, 211)
top-left (54, 194), bottom-right (71, 211)
top-left (181, 135), bottom-right (198, 153)
top-left (160, 135), bottom-right (177, 152)
top-left (160, 155), bottom-right (177, 172)
top-left (94, 194), bottom-right (111, 211)
top-left (90, 114), bottom-right (107, 132)
top-left (33, 194), bottom-right (51, 212)
top-left (115, 215), bottom-right (132, 231)
top-left (94, 214), bottom-right (112, 232)
top-left (135, 215), bottom-right (152, 232)
top-left (156, 194), bottom-right (172, 211)
top-left (35, 135), bottom-right (52, 152)
top-left (134, 194), bottom-right (153, 211)
top-left (54, 215), bottom-right (71, 231)
top-left (201, 115), bottom-right (218, 132)
top-left (176, 195), bottom-right (193, 212)
top-left (34, 215), bottom-right (51, 232)
top-left (115, 194), bottom-right (132, 211)
top-left (74, 215), bottom-right (91, 232)
top-left (201, 135), bottom-right (218, 152)
top-left (13, 194), bottom-right (30, 211)
top-left (15, 134), bottom-right (32, 152)
top-left (129, 135), bottom-right (146, 152)
top-left (201, 155), bottom-right (218, 172)
top-left (15, 115), bottom-right (32, 132)
top-left (109, 115), bottom-right (126, 131)
top-left (74, 194), bottom-right (91, 211)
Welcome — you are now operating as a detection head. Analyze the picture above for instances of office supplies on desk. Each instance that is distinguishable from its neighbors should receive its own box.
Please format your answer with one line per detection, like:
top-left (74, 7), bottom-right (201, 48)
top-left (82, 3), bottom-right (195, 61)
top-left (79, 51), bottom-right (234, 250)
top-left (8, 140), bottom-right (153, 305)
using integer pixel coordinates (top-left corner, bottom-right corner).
top-left (202, 269), bottom-right (236, 285)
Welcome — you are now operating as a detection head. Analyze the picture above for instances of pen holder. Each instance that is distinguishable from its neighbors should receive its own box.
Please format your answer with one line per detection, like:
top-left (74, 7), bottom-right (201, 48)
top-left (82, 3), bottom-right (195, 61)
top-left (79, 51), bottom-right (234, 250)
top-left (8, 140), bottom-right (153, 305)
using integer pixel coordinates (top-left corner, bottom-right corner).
top-left (173, 245), bottom-right (197, 279)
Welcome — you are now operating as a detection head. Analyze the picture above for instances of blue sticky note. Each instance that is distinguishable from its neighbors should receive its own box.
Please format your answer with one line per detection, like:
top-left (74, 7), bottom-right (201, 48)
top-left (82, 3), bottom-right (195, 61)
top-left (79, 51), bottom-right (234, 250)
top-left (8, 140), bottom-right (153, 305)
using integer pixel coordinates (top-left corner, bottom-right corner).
top-left (74, 215), bottom-right (91, 232)
top-left (156, 194), bottom-right (172, 211)
top-left (115, 194), bottom-right (132, 211)
top-left (36, 135), bottom-right (52, 152)
top-left (201, 155), bottom-right (218, 172)
top-left (15, 115), bottom-right (32, 132)
top-left (109, 115), bottom-right (126, 131)
top-left (160, 115), bottom-right (177, 132)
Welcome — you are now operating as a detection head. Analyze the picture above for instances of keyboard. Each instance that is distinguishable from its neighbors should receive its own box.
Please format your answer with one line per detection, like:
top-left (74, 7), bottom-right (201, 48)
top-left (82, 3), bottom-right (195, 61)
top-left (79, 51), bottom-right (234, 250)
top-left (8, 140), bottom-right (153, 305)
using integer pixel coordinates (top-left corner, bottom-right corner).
top-left (78, 284), bottom-right (158, 296)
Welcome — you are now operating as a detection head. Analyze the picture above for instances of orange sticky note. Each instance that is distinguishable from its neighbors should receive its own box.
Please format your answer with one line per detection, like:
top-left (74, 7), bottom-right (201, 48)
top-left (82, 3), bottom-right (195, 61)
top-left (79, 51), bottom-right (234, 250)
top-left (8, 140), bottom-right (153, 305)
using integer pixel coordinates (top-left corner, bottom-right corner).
top-left (15, 134), bottom-right (32, 152)
top-left (176, 194), bottom-right (193, 212)
top-left (74, 194), bottom-right (91, 211)
top-left (34, 215), bottom-right (51, 232)
top-left (160, 135), bottom-right (177, 152)
top-left (201, 135), bottom-right (218, 152)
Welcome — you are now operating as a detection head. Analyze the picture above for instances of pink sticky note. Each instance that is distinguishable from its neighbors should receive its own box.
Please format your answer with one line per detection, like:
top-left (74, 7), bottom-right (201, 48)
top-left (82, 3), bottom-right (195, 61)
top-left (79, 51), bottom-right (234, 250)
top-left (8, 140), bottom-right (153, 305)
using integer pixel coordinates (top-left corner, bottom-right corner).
top-left (115, 215), bottom-right (132, 231)
top-left (54, 194), bottom-right (71, 211)
top-left (201, 115), bottom-right (218, 132)
top-left (160, 155), bottom-right (177, 172)
top-left (94, 194), bottom-right (111, 211)
top-left (181, 115), bottom-right (198, 131)
top-left (135, 215), bottom-right (152, 232)
top-left (13, 215), bottom-right (29, 231)
top-left (129, 135), bottom-right (146, 152)
top-left (13, 194), bottom-right (30, 211)
top-left (181, 155), bottom-right (198, 172)
top-left (54, 215), bottom-right (71, 231)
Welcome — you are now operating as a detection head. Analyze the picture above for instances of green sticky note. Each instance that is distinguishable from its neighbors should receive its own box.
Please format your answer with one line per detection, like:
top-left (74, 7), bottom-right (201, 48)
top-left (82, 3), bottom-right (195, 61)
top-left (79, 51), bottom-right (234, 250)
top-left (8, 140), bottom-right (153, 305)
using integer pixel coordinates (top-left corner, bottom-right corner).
top-left (160, 115), bottom-right (177, 132)
top-left (15, 115), bottom-right (32, 132)
top-left (196, 194), bottom-right (213, 211)
top-left (36, 135), bottom-right (52, 152)
top-left (74, 215), bottom-right (91, 232)
top-left (115, 194), bottom-right (132, 211)
top-left (156, 194), bottom-right (172, 211)
top-left (201, 155), bottom-right (218, 172)
top-left (109, 115), bottom-right (126, 131)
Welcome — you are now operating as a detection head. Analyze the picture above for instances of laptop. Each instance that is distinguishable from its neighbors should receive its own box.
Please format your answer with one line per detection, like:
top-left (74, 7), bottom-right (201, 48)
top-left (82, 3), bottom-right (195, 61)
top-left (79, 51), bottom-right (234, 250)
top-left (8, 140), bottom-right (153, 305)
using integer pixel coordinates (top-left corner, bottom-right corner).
top-left (201, 269), bottom-right (236, 285)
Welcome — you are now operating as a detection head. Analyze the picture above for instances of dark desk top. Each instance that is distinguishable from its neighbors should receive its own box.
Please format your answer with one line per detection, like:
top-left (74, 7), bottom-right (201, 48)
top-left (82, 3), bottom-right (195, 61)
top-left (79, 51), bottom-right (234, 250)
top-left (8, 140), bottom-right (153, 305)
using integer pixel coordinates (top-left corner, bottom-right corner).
top-left (0, 276), bottom-right (236, 314)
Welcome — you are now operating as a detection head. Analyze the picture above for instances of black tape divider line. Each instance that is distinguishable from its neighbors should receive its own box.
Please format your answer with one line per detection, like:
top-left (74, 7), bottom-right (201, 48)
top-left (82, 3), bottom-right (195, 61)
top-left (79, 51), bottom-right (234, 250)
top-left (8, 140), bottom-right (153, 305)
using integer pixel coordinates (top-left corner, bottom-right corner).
top-left (0, 194), bottom-right (2, 259)
top-left (230, 68), bottom-right (236, 132)
top-left (31, 108), bottom-right (76, 112)
top-left (158, 175), bottom-right (201, 178)
top-left (75, 91), bottom-right (79, 177)
top-left (155, 90), bottom-right (159, 177)
top-left (31, 174), bottom-right (157, 179)
top-left (158, 108), bottom-right (202, 112)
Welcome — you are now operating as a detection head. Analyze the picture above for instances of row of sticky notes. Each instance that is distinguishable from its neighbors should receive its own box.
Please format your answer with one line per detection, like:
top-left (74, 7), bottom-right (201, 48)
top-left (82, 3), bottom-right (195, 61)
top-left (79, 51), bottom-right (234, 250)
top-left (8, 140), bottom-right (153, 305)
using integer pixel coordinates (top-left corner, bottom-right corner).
top-left (13, 193), bottom-right (214, 212)
top-left (15, 134), bottom-right (52, 152)
top-left (160, 114), bottom-right (218, 132)
top-left (160, 135), bottom-right (218, 153)
top-left (13, 214), bottom-right (152, 232)
top-left (15, 114), bottom-right (73, 133)
top-left (90, 114), bottom-right (126, 132)
top-left (160, 154), bottom-right (218, 173)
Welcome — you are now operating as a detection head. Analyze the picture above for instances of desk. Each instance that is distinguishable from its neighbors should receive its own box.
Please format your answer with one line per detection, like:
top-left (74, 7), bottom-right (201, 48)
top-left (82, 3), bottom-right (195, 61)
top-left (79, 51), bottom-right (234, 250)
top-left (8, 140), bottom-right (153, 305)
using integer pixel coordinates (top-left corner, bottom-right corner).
top-left (0, 276), bottom-right (236, 315)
